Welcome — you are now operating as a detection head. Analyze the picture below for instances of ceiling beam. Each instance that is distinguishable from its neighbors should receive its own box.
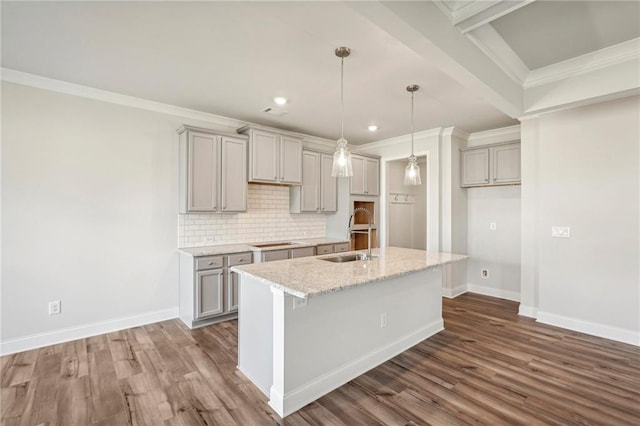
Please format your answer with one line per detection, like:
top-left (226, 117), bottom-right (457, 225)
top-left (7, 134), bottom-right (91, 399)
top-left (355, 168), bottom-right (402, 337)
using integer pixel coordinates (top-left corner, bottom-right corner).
top-left (348, 0), bottom-right (523, 118)
top-left (450, 0), bottom-right (536, 34)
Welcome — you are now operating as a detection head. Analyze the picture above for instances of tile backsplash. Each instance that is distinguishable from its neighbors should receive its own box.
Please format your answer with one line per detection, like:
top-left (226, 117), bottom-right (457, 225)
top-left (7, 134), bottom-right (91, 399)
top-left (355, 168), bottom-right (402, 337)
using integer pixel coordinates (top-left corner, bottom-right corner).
top-left (178, 184), bottom-right (327, 247)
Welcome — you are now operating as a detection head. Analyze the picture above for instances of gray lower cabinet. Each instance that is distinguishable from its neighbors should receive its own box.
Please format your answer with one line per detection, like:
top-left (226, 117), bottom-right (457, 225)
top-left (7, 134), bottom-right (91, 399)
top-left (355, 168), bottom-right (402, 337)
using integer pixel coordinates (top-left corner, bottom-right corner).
top-left (317, 242), bottom-right (351, 255)
top-left (195, 269), bottom-right (224, 319)
top-left (179, 251), bottom-right (251, 328)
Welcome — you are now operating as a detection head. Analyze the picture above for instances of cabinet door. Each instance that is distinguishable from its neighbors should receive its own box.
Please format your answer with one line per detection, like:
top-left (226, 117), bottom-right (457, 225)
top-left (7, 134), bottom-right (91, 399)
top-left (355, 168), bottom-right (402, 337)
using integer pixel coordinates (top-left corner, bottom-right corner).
top-left (188, 132), bottom-right (219, 211)
top-left (491, 143), bottom-right (520, 184)
top-left (301, 151), bottom-right (320, 212)
top-left (227, 270), bottom-right (239, 312)
top-left (320, 154), bottom-right (337, 212)
top-left (280, 136), bottom-right (302, 184)
top-left (250, 130), bottom-right (278, 182)
top-left (221, 137), bottom-right (247, 212)
top-left (365, 157), bottom-right (380, 195)
top-left (262, 249), bottom-right (289, 262)
top-left (349, 155), bottom-right (366, 195)
top-left (195, 269), bottom-right (224, 319)
top-left (461, 149), bottom-right (489, 186)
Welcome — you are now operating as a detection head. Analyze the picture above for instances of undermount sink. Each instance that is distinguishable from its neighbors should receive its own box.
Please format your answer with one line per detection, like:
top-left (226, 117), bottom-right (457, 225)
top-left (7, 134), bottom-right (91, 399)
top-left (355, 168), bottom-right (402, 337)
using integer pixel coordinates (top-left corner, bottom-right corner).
top-left (252, 242), bottom-right (297, 248)
top-left (320, 253), bottom-right (369, 263)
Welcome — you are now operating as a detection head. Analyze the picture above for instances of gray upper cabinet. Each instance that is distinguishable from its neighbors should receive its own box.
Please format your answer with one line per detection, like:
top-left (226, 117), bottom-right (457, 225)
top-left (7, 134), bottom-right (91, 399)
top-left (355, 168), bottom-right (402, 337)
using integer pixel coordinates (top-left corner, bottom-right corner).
top-left (461, 142), bottom-right (520, 187)
top-left (350, 154), bottom-right (380, 196)
top-left (178, 125), bottom-right (248, 213)
top-left (239, 126), bottom-right (302, 184)
top-left (290, 150), bottom-right (337, 213)
top-left (220, 137), bottom-right (247, 212)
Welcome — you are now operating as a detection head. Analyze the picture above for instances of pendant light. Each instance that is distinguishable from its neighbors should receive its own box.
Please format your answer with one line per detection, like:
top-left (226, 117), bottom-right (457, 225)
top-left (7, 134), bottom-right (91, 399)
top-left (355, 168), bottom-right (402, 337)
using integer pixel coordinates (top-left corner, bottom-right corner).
top-left (331, 46), bottom-right (353, 177)
top-left (404, 84), bottom-right (422, 186)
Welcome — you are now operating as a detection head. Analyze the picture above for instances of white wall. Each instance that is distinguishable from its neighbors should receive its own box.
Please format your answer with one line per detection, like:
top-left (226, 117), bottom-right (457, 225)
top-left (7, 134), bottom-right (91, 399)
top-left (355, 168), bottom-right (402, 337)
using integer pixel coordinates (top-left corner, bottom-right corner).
top-left (467, 186), bottom-right (521, 300)
top-left (2, 82), bottom-right (319, 354)
top-left (464, 125), bottom-right (522, 301)
top-left (520, 95), bottom-right (640, 345)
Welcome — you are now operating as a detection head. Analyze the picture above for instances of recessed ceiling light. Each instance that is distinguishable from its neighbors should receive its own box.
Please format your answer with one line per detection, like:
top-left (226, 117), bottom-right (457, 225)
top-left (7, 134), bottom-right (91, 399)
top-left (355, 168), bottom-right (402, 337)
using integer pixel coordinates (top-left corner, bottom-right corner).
top-left (273, 97), bottom-right (287, 105)
top-left (368, 124), bottom-right (379, 132)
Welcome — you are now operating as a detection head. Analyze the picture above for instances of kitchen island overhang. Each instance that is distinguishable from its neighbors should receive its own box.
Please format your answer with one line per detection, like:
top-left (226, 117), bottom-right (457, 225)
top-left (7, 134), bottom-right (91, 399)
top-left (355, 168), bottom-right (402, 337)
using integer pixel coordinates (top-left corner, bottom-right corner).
top-left (232, 247), bottom-right (467, 418)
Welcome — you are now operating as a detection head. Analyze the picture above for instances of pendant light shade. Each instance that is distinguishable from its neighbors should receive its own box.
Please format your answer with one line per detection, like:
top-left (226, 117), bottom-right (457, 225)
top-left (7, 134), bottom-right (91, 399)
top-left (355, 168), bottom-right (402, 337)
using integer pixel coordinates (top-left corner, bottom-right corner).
top-left (404, 85), bottom-right (422, 186)
top-left (331, 47), bottom-right (353, 177)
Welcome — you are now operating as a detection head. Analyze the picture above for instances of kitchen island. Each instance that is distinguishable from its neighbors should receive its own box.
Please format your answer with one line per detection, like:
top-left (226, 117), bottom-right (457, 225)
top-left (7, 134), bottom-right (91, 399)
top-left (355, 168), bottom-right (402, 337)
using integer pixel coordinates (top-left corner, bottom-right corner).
top-left (232, 247), bottom-right (467, 418)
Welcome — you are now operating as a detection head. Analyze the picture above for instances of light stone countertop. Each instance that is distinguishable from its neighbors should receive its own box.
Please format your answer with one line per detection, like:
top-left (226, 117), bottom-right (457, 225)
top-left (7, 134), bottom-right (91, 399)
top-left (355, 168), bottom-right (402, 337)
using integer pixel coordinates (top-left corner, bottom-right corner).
top-left (232, 246), bottom-right (468, 298)
top-left (178, 238), bottom-right (351, 257)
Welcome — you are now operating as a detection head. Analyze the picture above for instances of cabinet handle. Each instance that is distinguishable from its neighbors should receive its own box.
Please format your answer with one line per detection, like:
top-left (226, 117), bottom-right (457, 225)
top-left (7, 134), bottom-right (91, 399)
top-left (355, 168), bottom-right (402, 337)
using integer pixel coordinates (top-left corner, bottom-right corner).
top-left (208, 261), bottom-right (215, 265)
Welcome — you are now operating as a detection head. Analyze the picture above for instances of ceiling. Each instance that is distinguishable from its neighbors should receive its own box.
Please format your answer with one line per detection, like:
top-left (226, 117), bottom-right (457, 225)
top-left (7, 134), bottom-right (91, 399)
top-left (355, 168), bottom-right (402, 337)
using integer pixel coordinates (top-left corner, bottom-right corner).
top-left (2, 1), bottom-right (638, 144)
top-left (491, 1), bottom-right (640, 69)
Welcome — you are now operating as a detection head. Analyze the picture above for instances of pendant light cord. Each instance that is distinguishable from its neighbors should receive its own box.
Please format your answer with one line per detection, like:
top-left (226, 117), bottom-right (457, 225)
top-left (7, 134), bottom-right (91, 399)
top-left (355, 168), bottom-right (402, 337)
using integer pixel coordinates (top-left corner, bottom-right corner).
top-left (340, 57), bottom-right (344, 140)
top-left (410, 89), bottom-right (415, 157)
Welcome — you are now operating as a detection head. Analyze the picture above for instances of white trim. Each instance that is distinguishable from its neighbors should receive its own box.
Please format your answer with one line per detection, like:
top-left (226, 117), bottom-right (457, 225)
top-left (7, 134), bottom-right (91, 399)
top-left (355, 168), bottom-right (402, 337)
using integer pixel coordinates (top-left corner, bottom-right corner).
top-left (518, 304), bottom-right (538, 318)
top-left (525, 38), bottom-right (640, 89)
top-left (0, 307), bottom-right (178, 355)
top-left (441, 126), bottom-right (469, 141)
top-left (442, 285), bottom-right (467, 299)
top-left (270, 319), bottom-right (443, 418)
top-left (355, 128), bottom-right (443, 152)
top-left (537, 311), bottom-right (639, 347)
top-left (466, 25), bottom-right (529, 85)
top-left (467, 124), bottom-right (520, 146)
top-left (1, 68), bottom-right (244, 130)
top-left (454, 0), bottom-right (534, 34)
top-left (467, 284), bottom-right (520, 302)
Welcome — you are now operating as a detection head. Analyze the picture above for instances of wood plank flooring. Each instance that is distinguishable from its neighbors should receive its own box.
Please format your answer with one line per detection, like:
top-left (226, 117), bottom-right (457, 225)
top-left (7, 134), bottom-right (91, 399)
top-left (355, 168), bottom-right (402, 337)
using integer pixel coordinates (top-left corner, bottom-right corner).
top-left (2, 293), bottom-right (639, 425)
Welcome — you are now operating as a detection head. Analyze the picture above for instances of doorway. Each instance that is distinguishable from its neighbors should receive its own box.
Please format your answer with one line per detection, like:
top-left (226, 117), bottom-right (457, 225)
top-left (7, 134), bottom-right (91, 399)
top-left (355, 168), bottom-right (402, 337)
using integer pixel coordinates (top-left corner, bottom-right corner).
top-left (386, 157), bottom-right (427, 249)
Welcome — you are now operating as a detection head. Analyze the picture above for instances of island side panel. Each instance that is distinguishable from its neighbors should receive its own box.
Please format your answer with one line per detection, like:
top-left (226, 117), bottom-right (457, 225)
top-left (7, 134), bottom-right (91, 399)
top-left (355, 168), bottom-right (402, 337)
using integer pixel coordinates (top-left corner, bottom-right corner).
top-left (237, 274), bottom-right (274, 396)
top-left (271, 268), bottom-right (443, 417)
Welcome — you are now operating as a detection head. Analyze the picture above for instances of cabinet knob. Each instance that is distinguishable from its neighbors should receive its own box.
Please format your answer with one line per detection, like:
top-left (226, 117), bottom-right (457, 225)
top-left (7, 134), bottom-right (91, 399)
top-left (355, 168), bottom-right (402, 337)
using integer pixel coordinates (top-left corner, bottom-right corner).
top-left (208, 261), bottom-right (215, 265)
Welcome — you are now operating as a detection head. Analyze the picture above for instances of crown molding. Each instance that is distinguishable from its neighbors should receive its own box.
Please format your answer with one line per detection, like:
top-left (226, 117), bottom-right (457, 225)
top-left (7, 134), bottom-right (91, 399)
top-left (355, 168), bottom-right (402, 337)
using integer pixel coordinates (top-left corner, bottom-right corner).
top-left (1, 67), bottom-right (336, 148)
top-left (356, 128), bottom-right (444, 152)
top-left (441, 126), bottom-right (469, 140)
top-left (467, 124), bottom-right (520, 146)
top-left (466, 25), bottom-right (529, 85)
top-left (1, 68), bottom-right (247, 130)
top-left (453, 0), bottom-right (534, 34)
top-left (525, 38), bottom-right (640, 89)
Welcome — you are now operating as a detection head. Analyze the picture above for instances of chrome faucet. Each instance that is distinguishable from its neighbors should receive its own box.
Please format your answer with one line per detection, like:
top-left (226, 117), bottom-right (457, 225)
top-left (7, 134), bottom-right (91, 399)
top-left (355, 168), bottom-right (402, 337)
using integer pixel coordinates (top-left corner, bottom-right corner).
top-left (348, 207), bottom-right (373, 260)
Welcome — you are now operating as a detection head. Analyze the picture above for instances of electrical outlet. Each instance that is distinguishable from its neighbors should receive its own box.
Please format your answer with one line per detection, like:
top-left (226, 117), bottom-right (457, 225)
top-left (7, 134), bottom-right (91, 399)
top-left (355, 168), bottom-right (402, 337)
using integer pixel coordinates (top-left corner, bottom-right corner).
top-left (292, 297), bottom-right (307, 310)
top-left (380, 312), bottom-right (388, 328)
top-left (551, 226), bottom-right (570, 238)
top-left (49, 300), bottom-right (61, 315)
top-left (203, 236), bottom-right (215, 245)
top-left (481, 269), bottom-right (489, 279)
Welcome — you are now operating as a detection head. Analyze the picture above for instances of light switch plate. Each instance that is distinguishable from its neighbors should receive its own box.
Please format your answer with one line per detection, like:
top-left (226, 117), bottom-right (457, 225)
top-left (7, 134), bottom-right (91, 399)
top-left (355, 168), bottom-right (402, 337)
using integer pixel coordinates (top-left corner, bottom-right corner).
top-left (552, 226), bottom-right (570, 238)
top-left (293, 297), bottom-right (308, 310)
top-left (490, 222), bottom-right (497, 231)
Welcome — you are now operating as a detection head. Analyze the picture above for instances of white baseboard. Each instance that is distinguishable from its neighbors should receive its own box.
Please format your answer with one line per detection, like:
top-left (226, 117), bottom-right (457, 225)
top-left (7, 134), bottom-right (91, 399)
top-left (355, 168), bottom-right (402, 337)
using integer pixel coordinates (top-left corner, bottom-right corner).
top-left (537, 311), bottom-right (639, 347)
top-left (0, 307), bottom-right (179, 355)
top-left (442, 285), bottom-right (467, 299)
top-left (467, 284), bottom-right (520, 302)
top-left (518, 304), bottom-right (538, 318)
top-left (271, 319), bottom-right (444, 418)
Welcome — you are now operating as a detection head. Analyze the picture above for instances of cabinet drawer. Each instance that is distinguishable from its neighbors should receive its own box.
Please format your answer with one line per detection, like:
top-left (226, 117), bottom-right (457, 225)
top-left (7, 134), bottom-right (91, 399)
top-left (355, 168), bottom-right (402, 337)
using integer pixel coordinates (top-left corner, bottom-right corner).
top-left (195, 256), bottom-right (223, 271)
top-left (316, 244), bottom-right (334, 255)
top-left (334, 243), bottom-right (350, 253)
top-left (262, 249), bottom-right (289, 262)
top-left (228, 252), bottom-right (252, 267)
top-left (291, 246), bottom-right (315, 258)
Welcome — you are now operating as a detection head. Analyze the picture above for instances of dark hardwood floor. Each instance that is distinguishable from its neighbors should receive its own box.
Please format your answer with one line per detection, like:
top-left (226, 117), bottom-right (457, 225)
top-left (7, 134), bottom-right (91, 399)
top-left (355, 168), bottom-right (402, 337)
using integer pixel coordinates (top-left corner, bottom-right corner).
top-left (2, 293), bottom-right (639, 425)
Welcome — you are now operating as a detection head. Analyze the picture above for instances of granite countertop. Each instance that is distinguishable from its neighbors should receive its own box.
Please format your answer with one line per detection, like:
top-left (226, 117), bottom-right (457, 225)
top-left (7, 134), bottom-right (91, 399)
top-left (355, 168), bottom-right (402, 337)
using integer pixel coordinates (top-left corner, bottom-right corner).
top-left (232, 247), bottom-right (468, 298)
top-left (178, 238), bottom-right (351, 257)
